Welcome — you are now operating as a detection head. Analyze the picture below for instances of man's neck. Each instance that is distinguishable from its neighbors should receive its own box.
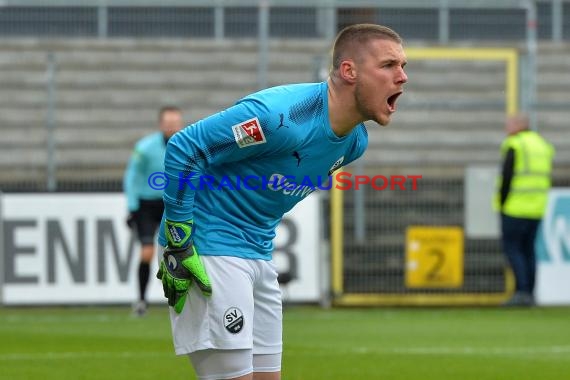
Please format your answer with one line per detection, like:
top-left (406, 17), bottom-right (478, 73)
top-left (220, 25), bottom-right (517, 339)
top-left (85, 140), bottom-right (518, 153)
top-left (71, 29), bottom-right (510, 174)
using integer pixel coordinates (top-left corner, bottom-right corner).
top-left (327, 77), bottom-right (362, 137)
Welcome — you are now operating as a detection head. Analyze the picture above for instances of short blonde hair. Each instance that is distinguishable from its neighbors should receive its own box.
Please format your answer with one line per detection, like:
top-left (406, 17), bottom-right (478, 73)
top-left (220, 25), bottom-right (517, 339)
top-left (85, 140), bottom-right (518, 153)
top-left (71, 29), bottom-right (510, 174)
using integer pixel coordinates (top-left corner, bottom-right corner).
top-left (332, 24), bottom-right (403, 70)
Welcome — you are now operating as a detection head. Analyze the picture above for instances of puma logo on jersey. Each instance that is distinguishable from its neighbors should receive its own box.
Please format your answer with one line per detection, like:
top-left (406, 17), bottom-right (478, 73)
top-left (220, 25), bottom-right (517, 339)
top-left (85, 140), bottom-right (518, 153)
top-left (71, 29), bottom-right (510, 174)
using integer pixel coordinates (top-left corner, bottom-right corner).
top-left (293, 151), bottom-right (308, 167)
top-left (232, 117), bottom-right (267, 148)
top-left (277, 113), bottom-right (289, 129)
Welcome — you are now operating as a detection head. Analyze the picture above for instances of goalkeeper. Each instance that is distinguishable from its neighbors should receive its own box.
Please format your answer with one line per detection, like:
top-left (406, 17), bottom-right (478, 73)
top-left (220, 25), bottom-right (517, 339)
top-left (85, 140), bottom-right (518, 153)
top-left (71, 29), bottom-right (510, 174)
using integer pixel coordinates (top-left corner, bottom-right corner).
top-left (156, 23), bottom-right (408, 380)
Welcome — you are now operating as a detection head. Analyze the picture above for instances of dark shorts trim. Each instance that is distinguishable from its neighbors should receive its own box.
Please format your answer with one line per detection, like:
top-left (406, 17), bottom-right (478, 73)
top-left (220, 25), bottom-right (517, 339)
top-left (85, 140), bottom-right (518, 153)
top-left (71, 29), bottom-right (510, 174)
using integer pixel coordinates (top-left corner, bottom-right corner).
top-left (134, 199), bottom-right (164, 244)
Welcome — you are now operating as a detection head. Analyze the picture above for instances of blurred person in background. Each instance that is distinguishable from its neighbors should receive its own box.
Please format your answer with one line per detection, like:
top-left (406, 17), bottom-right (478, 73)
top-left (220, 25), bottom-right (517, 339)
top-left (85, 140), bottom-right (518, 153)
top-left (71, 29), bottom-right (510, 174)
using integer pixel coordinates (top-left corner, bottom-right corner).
top-left (494, 114), bottom-right (555, 307)
top-left (123, 106), bottom-right (184, 317)
top-left (155, 24), bottom-right (407, 380)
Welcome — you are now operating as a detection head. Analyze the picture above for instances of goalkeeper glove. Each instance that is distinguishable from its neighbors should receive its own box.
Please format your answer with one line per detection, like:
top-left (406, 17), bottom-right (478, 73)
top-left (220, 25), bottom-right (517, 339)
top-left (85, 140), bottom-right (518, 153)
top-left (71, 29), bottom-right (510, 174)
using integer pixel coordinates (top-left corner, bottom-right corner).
top-left (156, 220), bottom-right (212, 313)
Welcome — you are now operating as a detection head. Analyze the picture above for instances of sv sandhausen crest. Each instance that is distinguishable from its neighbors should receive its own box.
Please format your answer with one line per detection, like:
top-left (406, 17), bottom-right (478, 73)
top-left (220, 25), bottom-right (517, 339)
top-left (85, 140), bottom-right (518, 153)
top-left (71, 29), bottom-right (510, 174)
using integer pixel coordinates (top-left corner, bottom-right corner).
top-left (223, 307), bottom-right (244, 334)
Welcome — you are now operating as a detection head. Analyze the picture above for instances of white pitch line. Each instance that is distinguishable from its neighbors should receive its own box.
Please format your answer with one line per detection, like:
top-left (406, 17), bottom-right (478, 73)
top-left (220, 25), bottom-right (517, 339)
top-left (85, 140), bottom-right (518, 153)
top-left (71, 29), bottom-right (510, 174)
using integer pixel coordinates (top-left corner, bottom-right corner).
top-left (0, 351), bottom-right (172, 361)
top-left (385, 346), bottom-right (570, 356)
top-left (3, 346), bottom-right (570, 361)
top-left (296, 345), bottom-right (570, 356)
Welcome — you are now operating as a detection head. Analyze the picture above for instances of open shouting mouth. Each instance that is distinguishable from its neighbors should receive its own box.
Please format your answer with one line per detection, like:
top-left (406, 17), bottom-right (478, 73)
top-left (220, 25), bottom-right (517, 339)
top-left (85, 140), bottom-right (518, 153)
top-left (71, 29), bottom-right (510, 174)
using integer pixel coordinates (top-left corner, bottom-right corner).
top-left (387, 91), bottom-right (403, 113)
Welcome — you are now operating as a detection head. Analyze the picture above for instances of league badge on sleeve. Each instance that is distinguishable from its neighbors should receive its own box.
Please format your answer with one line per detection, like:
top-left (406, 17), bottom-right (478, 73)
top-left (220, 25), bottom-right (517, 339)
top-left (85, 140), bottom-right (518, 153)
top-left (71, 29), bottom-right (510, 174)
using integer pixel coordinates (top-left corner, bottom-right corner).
top-left (232, 117), bottom-right (267, 148)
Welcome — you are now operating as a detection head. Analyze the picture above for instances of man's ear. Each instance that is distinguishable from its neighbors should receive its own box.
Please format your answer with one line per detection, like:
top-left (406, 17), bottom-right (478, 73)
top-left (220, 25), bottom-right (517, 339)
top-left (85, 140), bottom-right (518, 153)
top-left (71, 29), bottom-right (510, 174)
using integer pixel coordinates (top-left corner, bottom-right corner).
top-left (339, 60), bottom-right (357, 84)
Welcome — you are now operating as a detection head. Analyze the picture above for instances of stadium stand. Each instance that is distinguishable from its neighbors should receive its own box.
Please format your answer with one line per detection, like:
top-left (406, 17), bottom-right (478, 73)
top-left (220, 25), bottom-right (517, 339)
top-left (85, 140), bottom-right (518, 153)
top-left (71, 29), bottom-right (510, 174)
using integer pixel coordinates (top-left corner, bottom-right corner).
top-left (0, 39), bottom-right (569, 190)
top-left (0, 39), bottom-right (328, 190)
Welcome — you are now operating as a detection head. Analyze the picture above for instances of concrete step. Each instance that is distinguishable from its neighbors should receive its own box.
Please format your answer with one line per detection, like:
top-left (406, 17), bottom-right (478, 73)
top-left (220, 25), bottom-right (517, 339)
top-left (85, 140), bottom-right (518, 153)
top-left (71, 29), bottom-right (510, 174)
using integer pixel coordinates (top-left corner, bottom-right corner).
top-left (368, 129), bottom-right (505, 147)
top-left (363, 147), bottom-right (500, 166)
top-left (0, 64), bottom-right (505, 90)
top-left (56, 148), bottom-right (131, 168)
top-left (400, 90), bottom-right (505, 105)
top-left (0, 110), bottom-right (221, 129)
top-left (0, 88), bottom-right (246, 109)
top-left (0, 148), bottom-right (48, 168)
top-left (369, 127), bottom-right (569, 147)
top-left (0, 38), bottom-right (330, 53)
top-left (537, 51), bottom-right (570, 69)
top-left (0, 39), bottom-right (325, 63)
top-left (54, 127), bottom-right (148, 148)
top-left (404, 73), bottom-right (505, 90)
top-left (0, 67), bottom-right (313, 89)
top-left (538, 71), bottom-right (570, 87)
top-left (0, 128), bottom-right (47, 148)
top-left (387, 109), bottom-right (505, 126)
top-left (363, 147), bottom-right (570, 166)
top-left (0, 85), bottom-right (510, 112)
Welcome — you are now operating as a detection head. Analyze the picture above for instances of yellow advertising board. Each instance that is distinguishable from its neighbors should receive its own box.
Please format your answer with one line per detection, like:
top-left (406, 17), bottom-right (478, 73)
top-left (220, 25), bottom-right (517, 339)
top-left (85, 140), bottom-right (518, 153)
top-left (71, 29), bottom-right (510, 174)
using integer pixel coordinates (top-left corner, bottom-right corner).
top-left (406, 226), bottom-right (464, 288)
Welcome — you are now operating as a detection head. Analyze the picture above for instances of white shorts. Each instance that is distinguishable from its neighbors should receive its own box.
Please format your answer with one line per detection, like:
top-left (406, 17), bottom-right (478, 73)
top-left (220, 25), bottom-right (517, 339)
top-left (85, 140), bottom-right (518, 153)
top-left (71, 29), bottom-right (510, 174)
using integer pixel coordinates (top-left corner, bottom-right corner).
top-left (168, 255), bottom-right (283, 355)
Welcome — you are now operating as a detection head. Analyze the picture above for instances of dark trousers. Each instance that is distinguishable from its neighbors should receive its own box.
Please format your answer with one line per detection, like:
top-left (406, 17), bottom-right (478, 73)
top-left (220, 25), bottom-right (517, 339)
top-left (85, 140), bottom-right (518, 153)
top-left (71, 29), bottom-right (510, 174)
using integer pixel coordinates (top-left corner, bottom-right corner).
top-left (501, 214), bottom-right (541, 295)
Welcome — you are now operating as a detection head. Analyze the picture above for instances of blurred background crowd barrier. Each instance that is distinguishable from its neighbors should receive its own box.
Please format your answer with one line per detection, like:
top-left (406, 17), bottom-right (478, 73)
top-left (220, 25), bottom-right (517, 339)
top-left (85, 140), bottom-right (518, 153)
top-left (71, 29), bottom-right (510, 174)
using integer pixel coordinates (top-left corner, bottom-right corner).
top-left (1, 0), bottom-right (569, 306)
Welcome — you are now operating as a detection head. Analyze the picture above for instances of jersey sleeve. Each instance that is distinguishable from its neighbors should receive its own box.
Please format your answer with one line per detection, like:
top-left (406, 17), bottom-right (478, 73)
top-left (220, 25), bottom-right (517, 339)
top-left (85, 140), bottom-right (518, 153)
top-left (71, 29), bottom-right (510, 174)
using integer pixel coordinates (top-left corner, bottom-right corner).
top-left (123, 147), bottom-right (143, 212)
top-left (161, 98), bottom-right (290, 224)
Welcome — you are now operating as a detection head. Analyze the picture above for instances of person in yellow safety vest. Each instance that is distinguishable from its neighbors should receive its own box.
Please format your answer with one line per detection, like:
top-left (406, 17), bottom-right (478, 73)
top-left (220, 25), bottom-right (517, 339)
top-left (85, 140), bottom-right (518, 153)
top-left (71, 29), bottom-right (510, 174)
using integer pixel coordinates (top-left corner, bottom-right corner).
top-left (494, 114), bottom-right (555, 307)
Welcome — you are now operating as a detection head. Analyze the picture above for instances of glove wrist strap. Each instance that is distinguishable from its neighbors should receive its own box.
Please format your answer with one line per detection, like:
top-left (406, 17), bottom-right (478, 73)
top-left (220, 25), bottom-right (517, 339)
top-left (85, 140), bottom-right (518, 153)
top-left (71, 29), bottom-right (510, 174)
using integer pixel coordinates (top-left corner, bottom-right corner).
top-left (165, 219), bottom-right (193, 248)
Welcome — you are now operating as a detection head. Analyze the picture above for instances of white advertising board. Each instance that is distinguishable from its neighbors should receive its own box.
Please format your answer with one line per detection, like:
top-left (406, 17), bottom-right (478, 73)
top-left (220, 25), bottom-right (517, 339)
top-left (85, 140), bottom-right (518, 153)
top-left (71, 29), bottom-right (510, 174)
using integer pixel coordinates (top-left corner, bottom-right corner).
top-left (536, 189), bottom-right (570, 305)
top-left (0, 193), bottom-right (322, 305)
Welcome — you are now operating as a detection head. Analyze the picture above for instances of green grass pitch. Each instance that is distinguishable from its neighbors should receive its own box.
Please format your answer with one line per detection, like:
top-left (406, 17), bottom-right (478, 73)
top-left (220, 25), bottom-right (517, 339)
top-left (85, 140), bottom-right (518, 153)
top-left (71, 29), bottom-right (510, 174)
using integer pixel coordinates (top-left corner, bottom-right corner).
top-left (1, 305), bottom-right (569, 379)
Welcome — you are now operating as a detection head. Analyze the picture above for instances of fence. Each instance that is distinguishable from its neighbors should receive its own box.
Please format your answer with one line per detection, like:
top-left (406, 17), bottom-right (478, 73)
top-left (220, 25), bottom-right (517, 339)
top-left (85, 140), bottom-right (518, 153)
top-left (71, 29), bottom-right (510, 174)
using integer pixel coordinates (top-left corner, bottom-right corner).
top-left (334, 172), bottom-right (510, 305)
top-left (1, 0), bottom-right (569, 42)
top-left (329, 164), bottom-right (570, 306)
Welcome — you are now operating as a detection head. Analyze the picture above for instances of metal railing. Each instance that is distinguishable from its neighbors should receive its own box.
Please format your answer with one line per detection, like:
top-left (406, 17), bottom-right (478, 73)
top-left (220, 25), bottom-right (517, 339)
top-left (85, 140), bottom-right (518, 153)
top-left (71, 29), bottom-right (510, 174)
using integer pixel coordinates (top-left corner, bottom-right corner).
top-left (0, 0), bottom-right (567, 42)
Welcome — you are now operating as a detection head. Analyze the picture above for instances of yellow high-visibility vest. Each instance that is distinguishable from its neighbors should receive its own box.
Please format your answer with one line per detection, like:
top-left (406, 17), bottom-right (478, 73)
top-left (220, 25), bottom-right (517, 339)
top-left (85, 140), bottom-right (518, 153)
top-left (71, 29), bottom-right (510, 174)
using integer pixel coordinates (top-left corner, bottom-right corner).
top-left (494, 130), bottom-right (555, 219)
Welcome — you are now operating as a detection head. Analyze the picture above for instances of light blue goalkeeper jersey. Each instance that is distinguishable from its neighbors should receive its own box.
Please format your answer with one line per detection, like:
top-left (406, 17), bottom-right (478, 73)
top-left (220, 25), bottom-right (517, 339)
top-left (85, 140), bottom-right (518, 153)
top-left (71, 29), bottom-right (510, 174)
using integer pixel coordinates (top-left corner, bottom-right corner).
top-left (158, 81), bottom-right (368, 260)
top-left (123, 131), bottom-right (167, 211)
